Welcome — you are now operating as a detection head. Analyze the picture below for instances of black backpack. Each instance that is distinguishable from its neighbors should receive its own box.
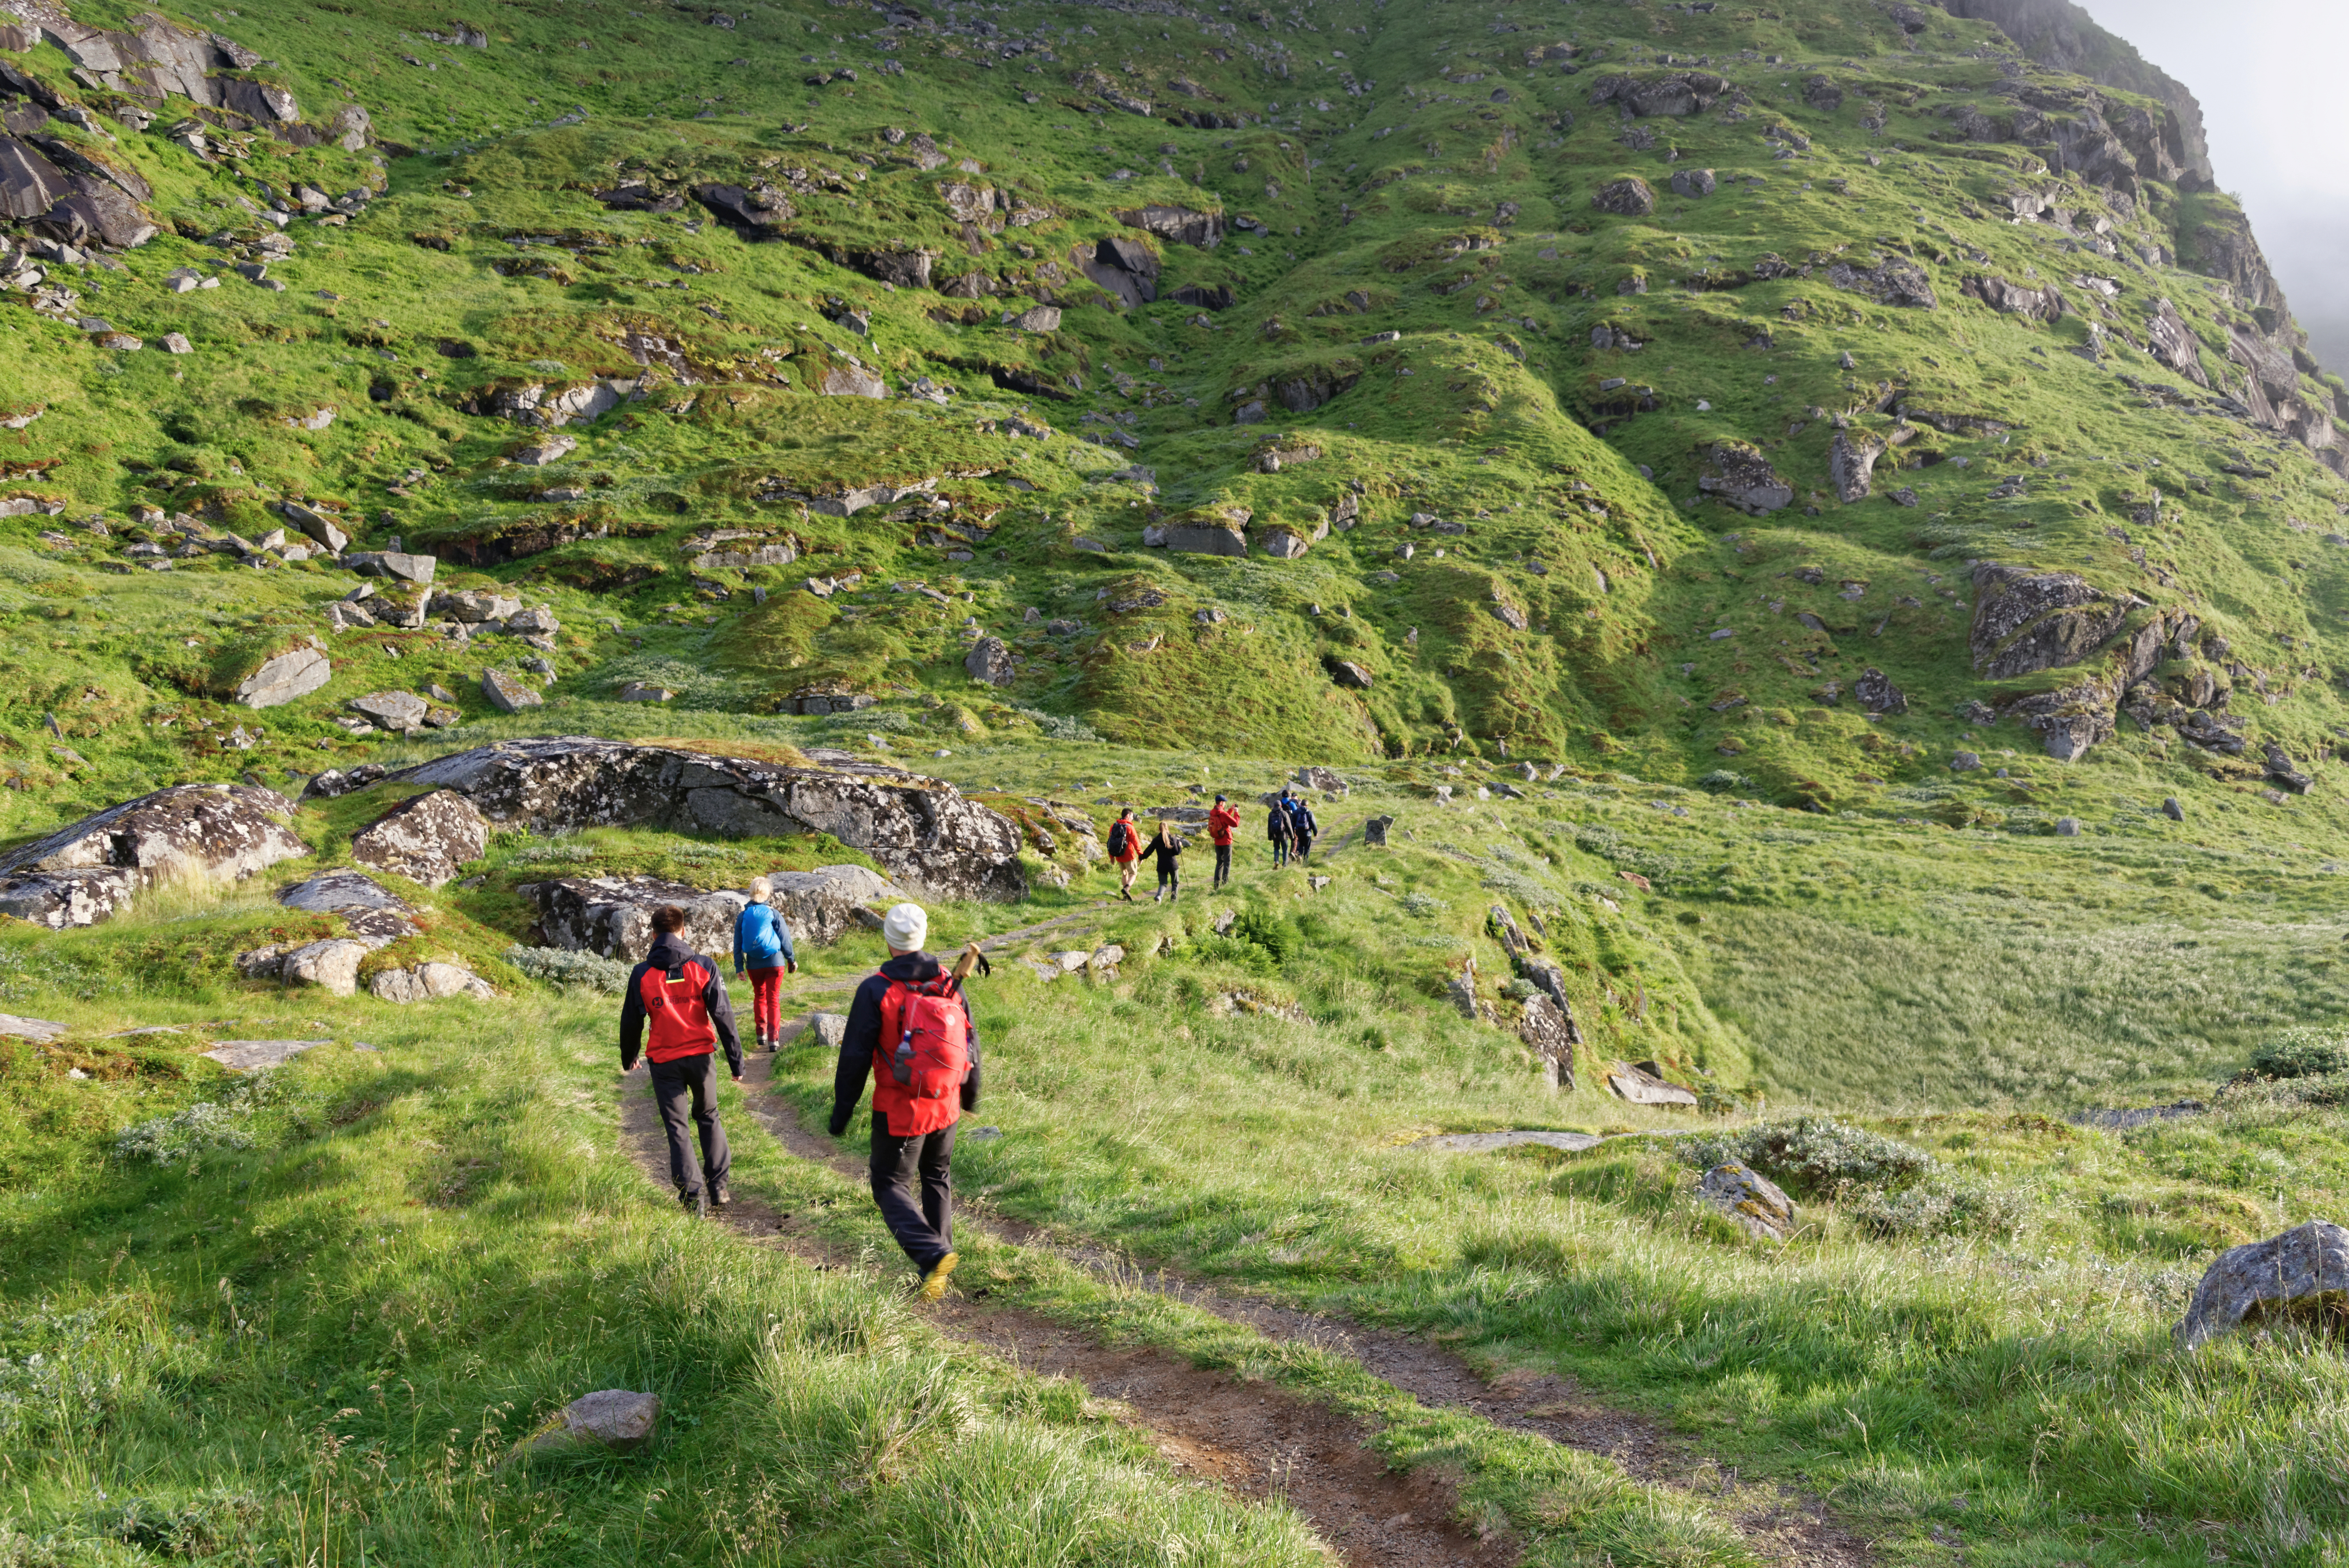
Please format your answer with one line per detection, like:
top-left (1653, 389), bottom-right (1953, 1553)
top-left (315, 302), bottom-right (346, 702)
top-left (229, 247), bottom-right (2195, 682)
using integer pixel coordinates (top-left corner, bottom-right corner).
top-left (1107, 820), bottom-right (1134, 857)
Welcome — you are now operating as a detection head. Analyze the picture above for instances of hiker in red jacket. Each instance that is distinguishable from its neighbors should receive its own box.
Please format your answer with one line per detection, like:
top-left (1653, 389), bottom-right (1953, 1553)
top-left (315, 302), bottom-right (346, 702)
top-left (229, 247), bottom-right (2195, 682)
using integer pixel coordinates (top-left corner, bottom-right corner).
top-left (619, 905), bottom-right (743, 1217)
top-left (1106, 807), bottom-right (1141, 902)
top-left (1206, 793), bottom-right (1239, 889)
top-left (828, 902), bottom-right (984, 1301)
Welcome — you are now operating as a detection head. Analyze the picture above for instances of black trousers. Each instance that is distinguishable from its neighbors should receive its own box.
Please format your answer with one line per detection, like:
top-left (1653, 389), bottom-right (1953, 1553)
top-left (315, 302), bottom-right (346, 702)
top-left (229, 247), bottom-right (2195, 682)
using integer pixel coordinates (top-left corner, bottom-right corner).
top-left (1212, 844), bottom-right (1232, 886)
top-left (871, 1118), bottom-right (956, 1272)
top-left (1157, 865), bottom-right (1179, 895)
top-left (650, 1053), bottom-right (730, 1199)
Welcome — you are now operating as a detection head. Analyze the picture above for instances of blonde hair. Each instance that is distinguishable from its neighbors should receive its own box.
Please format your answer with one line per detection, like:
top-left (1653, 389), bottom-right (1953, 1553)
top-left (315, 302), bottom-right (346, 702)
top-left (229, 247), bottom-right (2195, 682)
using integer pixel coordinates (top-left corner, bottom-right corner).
top-left (748, 875), bottom-right (772, 901)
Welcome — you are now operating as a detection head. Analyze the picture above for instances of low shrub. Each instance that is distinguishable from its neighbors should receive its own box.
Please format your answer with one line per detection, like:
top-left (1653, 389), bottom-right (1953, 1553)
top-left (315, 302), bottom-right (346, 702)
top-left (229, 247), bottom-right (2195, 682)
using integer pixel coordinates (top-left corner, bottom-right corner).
top-left (1847, 1178), bottom-right (2033, 1240)
top-left (114, 1071), bottom-right (298, 1165)
top-left (1678, 1115), bottom-right (1935, 1193)
top-left (504, 944), bottom-right (634, 994)
top-left (2249, 1026), bottom-right (2349, 1080)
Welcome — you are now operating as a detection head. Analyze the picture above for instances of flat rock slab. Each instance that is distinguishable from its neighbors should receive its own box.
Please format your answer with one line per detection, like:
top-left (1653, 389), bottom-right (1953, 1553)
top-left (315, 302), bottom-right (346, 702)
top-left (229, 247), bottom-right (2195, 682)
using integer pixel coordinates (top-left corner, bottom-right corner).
top-left (0, 782), bottom-right (307, 928)
top-left (204, 1038), bottom-right (333, 1070)
top-left (1412, 1130), bottom-right (1605, 1154)
top-left (0, 1013), bottom-right (68, 1041)
top-left (350, 789), bottom-right (490, 888)
top-left (1607, 1061), bottom-right (1700, 1108)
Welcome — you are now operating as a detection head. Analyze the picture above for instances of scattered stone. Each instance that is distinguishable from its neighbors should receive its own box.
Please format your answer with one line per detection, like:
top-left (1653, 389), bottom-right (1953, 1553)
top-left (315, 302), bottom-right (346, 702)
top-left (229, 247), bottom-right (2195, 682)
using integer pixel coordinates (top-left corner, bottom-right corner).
top-left (349, 690), bottom-right (428, 731)
top-left (0, 783), bottom-right (307, 928)
top-left (347, 550), bottom-right (437, 584)
top-left (1853, 667), bottom-right (1907, 715)
top-left (616, 682), bottom-right (675, 703)
top-left (1519, 992), bottom-right (1578, 1092)
top-left (1295, 765), bottom-right (1347, 795)
top-left (1829, 430), bottom-right (1883, 502)
top-left (279, 938), bottom-right (370, 997)
top-left (1362, 815), bottom-right (1394, 846)
top-left (1669, 167), bottom-right (1716, 198)
top-left (1950, 752), bottom-right (1983, 771)
top-left (234, 644), bottom-right (332, 708)
top-left (277, 868), bottom-right (417, 945)
top-left (965, 636), bottom-right (1015, 686)
top-left (481, 668), bottom-right (544, 713)
top-left (1606, 1060), bottom-right (1699, 1108)
top-left (512, 433), bottom-right (578, 466)
top-left (1700, 1162), bottom-right (1798, 1241)
top-left (1328, 659), bottom-right (1375, 690)
top-left (805, 1012), bottom-right (849, 1051)
top-left (2055, 816), bottom-right (2082, 836)
top-left (203, 1038), bottom-right (333, 1070)
top-left (1592, 176), bottom-right (1657, 216)
top-left (508, 1391), bottom-right (660, 1463)
top-left (2162, 797), bottom-right (2185, 821)
top-left (351, 790), bottom-right (490, 887)
top-left (2176, 1222), bottom-right (2349, 1351)
top-left (1698, 441), bottom-right (1793, 514)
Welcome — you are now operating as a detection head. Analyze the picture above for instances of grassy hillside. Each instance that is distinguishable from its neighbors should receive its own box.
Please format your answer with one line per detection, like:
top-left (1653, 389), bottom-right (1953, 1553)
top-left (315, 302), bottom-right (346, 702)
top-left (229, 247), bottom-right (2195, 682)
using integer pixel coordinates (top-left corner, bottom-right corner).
top-left (10, 0), bottom-right (2349, 1559)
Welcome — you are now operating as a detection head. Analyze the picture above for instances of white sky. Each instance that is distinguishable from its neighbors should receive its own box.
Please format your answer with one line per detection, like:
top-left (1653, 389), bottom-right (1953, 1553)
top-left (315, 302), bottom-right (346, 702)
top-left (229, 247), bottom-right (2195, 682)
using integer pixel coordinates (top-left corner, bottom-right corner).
top-left (2081, 0), bottom-right (2349, 371)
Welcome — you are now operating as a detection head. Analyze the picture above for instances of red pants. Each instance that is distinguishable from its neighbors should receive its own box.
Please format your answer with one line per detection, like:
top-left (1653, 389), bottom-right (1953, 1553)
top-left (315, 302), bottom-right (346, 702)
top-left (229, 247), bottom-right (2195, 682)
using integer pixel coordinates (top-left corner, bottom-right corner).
top-left (747, 966), bottom-right (785, 1040)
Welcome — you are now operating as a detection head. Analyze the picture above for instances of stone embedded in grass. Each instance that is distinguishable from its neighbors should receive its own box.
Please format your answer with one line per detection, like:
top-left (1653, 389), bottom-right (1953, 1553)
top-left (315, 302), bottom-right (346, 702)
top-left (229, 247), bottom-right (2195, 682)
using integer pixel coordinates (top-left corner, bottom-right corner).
top-left (804, 1012), bottom-right (850, 1051)
top-left (348, 550), bottom-right (437, 585)
top-left (0, 1014), bottom-right (66, 1041)
top-left (279, 939), bottom-right (370, 997)
top-left (203, 1038), bottom-right (333, 1070)
top-left (2176, 1222), bottom-right (2349, 1351)
top-left (1700, 1162), bottom-right (1798, 1242)
top-left (506, 1390), bottom-right (660, 1465)
top-left (370, 961), bottom-right (495, 1003)
top-left (480, 668), bottom-right (544, 713)
top-left (964, 636), bottom-right (1015, 686)
top-left (233, 644), bottom-right (331, 708)
top-left (1829, 429), bottom-right (1884, 502)
top-left (348, 690), bottom-right (428, 731)
top-left (1591, 175), bottom-right (1656, 216)
top-left (1950, 752), bottom-right (1983, 771)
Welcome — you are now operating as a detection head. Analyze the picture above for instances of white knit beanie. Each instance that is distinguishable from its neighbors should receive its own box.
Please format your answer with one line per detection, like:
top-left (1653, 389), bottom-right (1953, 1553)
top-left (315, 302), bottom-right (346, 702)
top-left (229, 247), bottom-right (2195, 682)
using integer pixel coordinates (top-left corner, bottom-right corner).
top-left (882, 902), bottom-right (928, 953)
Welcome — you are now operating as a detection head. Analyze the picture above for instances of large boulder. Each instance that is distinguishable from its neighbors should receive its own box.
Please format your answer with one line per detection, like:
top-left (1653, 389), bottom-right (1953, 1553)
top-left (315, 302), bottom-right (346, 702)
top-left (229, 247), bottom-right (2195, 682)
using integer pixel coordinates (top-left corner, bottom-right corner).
top-left (2176, 1222), bottom-right (2349, 1350)
top-left (370, 961), bottom-right (495, 1003)
top-left (351, 790), bottom-right (490, 887)
top-left (0, 784), bottom-right (306, 928)
top-left (530, 864), bottom-right (899, 957)
top-left (233, 644), bottom-right (331, 709)
top-left (1118, 203), bottom-right (1223, 248)
top-left (1592, 176), bottom-right (1657, 216)
top-left (390, 739), bottom-right (1024, 901)
top-left (1518, 992), bottom-right (1579, 1092)
top-left (964, 636), bottom-right (1014, 686)
top-left (1828, 430), bottom-right (1883, 502)
top-left (1606, 1060), bottom-right (1698, 1108)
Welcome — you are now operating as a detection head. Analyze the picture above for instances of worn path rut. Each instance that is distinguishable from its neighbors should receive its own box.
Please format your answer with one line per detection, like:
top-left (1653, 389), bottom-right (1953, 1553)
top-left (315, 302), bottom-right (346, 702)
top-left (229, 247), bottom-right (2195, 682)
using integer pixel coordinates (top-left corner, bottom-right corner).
top-left (615, 1021), bottom-right (1877, 1566)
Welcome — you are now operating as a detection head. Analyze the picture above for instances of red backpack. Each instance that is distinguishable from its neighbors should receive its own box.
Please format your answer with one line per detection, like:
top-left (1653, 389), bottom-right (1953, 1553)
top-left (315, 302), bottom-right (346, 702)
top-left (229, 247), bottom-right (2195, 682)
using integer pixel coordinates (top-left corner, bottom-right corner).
top-left (875, 974), bottom-right (970, 1136)
top-left (638, 959), bottom-right (717, 1063)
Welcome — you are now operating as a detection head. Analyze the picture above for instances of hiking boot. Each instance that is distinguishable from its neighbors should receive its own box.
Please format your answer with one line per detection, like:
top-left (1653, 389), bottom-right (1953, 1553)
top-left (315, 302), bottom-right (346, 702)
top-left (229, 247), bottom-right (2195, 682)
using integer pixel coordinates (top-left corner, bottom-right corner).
top-left (918, 1251), bottom-right (959, 1303)
top-left (685, 1189), bottom-right (708, 1218)
top-left (712, 1183), bottom-right (732, 1210)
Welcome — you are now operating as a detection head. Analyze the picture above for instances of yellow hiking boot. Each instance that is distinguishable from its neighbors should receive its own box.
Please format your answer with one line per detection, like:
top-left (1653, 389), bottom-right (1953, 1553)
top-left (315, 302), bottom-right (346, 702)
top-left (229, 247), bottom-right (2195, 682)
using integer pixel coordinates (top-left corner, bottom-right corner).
top-left (918, 1251), bottom-right (959, 1302)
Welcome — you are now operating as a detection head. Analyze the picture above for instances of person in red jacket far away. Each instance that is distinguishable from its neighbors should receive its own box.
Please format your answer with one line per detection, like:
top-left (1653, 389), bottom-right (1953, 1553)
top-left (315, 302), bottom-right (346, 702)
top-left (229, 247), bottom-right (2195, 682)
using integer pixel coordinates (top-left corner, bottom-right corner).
top-left (619, 905), bottom-right (743, 1217)
top-left (828, 902), bottom-right (985, 1302)
top-left (1206, 793), bottom-right (1240, 889)
top-left (1106, 807), bottom-right (1141, 902)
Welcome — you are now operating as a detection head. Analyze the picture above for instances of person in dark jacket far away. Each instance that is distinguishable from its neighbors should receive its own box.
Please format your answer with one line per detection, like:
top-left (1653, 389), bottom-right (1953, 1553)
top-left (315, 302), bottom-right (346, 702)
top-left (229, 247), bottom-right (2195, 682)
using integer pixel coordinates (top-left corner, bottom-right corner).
top-left (1107, 807), bottom-right (1141, 902)
top-left (620, 905), bottom-right (743, 1217)
top-left (829, 902), bottom-right (984, 1302)
top-left (734, 875), bottom-right (797, 1051)
top-left (1146, 816), bottom-right (1185, 902)
top-left (1266, 793), bottom-right (1295, 867)
top-left (1206, 793), bottom-right (1239, 889)
top-left (1288, 791), bottom-right (1319, 864)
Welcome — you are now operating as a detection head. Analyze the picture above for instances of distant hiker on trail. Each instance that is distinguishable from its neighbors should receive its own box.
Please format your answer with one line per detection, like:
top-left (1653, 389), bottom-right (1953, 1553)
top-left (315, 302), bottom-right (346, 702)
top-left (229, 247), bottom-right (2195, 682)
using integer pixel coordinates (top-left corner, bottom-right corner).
top-left (829, 903), bottom-right (985, 1303)
top-left (1107, 807), bottom-right (1141, 902)
top-left (1146, 817), bottom-right (1186, 903)
top-left (734, 876), bottom-right (797, 1052)
top-left (1206, 793), bottom-right (1239, 889)
top-left (620, 905), bottom-right (743, 1217)
top-left (1266, 794), bottom-right (1295, 867)
top-left (1289, 792), bottom-right (1320, 864)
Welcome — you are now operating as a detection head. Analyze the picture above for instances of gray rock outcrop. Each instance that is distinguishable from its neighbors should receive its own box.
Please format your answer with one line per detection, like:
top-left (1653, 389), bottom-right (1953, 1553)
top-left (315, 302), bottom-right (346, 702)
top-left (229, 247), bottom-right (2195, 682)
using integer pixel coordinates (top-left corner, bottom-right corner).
top-left (370, 961), bottom-right (495, 1003)
top-left (276, 868), bottom-right (418, 945)
top-left (1606, 1060), bottom-right (1698, 1108)
top-left (965, 636), bottom-right (1014, 686)
top-left (1854, 667), bottom-right (1908, 715)
top-left (0, 783), bottom-right (306, 928)
top-left (1591, 176), bottom-right (1657, 216)
top-left (350, 790), bottom-right (490, 887)
top-left (1700, 1162), bottom-right (1798, 1241)
top-left (1969, 564), bottom-right (2137, 679)
top-left (389, 739), bottom-right (1022, 901)
top-left (529, 863), bottom-right (900, 957)
top-left (2176, 1222), bottom-right (2349, 1351)
top-left (1519, 992), bottom-right (1579, 1092)
top-left (1962, 274), bottom-right (2066, 323)
top-left (481, 668), bottom-right (545, 713)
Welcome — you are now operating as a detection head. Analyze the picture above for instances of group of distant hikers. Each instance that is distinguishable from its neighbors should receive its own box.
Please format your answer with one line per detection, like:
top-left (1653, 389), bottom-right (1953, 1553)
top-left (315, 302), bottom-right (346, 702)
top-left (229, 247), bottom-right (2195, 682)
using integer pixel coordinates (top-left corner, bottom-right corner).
top-left (1103, 787), bottom-right (1319, 903)
top-left (618, 786), bottom-right (1324, 1303)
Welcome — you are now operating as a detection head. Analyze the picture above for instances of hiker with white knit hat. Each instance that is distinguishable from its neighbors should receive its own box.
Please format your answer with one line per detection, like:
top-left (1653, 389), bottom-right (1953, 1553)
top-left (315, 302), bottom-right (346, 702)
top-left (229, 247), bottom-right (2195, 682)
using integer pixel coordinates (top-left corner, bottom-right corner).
top-left (828, 901), bottom-right (987, 1302)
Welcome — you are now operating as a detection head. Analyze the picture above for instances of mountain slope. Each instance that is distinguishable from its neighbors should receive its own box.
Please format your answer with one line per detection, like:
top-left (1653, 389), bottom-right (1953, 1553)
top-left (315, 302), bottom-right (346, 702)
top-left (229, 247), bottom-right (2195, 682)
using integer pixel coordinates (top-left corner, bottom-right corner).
top-left (0, 0), bottom-right (2345, 834)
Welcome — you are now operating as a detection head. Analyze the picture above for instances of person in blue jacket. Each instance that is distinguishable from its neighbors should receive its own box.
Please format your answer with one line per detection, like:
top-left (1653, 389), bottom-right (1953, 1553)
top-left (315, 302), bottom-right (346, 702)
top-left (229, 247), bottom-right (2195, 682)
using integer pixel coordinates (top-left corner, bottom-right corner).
top-left (1286, 792), bottom-right (1319, 863)
top-left (734, 877), bottom-right (797, 1050)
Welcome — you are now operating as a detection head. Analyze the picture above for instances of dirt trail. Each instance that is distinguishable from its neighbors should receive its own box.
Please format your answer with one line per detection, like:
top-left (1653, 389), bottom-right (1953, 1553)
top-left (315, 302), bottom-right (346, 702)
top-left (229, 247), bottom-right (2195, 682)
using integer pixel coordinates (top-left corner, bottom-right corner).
top-left (618, 1058), bottom-right (1509, 1568)
top-left (710, 1029), bottom-right (1873, 1566)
